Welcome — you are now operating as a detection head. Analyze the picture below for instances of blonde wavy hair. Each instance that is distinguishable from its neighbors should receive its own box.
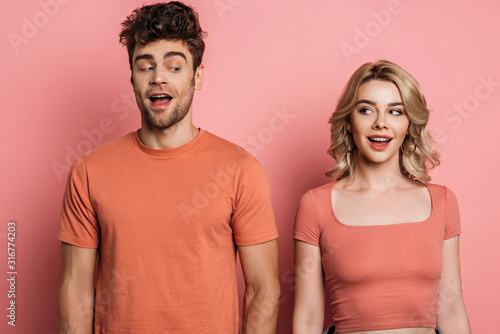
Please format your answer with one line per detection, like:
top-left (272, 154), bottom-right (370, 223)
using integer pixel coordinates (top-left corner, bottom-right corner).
top-left (326, 60), bottom-right (440, 183)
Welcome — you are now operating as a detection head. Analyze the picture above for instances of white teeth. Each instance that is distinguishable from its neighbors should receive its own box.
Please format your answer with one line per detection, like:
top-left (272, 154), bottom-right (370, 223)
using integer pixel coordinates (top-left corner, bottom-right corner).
top-left (371, 137), bottom-right (389, 142)
top-left (152, 94), bottom-right (169, 98)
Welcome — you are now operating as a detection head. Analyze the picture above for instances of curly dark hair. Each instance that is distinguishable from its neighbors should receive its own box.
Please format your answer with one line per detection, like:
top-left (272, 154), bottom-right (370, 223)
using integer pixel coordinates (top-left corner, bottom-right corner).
top-left (119, 1), bottom-right (206, 72)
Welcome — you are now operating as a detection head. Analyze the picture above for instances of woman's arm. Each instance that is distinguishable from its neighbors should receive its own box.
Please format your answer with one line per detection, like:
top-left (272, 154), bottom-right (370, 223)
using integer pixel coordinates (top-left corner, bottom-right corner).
top-left (292, 240), bottom-right (325, 334)
top-left (436, 235), bottom-right (471, 333)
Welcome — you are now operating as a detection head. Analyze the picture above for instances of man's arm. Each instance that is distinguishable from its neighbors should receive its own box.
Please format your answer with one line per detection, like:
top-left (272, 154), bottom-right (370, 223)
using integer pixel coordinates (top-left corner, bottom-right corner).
top-left (58, 242), bottom-right (98, 334)
top-left (292, 240), bottom-right (325, 334)
top-left (238, 238), bottom-right (280, 334)
top-left (436, 236), bottom-right (471, 333)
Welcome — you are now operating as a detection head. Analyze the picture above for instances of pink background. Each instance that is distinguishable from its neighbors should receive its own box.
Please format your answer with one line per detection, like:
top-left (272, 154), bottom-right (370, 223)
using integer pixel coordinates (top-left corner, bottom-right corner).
top-left (1, 0), bottom-right (499, 332)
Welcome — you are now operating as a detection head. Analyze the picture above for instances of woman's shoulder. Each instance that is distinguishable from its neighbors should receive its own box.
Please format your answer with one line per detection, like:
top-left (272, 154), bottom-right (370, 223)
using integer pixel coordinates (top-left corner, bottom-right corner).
top-left (426, 182), bottom-right (455, 195)
top-left (298, 182), bottom-right (336, 209)
top-left (304, 181), bottom-right (336, 198)
top-left (424, 183), bottom-right (461, 212)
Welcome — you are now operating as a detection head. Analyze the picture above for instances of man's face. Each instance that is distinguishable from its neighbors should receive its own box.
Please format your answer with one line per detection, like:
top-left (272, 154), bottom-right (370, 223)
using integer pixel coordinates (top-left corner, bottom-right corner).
top-left (131, 40), bottom-right (203, 131)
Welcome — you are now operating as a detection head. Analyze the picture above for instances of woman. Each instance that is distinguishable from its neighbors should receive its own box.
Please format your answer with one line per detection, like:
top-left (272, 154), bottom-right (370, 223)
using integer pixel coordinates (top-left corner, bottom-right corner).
top-left (292, 60), bottom-right (471, 334)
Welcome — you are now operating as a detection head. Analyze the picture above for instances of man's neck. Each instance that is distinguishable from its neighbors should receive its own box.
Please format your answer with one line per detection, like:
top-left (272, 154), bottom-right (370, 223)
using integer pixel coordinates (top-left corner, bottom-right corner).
top-left (138, 122), bottom-right (200, 150)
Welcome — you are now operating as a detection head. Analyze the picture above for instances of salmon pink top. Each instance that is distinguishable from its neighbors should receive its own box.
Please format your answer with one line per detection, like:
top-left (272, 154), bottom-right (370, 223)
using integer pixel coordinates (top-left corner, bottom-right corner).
top-left (59, 130), bottom-right (278, 333)
top-left (294, 182), bottom-right (461, 332)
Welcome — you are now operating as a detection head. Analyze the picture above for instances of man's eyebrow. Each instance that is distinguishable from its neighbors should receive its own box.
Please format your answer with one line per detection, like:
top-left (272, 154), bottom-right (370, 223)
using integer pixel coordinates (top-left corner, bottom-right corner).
top-left (134, 51), bottom-right (187, 64)
top-left (134, 54), bottom-right (154, 63)
top-left (164, 51), bottom-right (187, 62)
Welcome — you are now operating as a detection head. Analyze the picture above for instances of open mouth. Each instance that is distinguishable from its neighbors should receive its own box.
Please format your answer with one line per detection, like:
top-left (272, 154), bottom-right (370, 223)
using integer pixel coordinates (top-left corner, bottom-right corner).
top-left (149, 93), bottom-right (173, 104)
top-left (368, 137), bottom-right (392, 144)
top-left (367, 136), bottom-right (392, 150)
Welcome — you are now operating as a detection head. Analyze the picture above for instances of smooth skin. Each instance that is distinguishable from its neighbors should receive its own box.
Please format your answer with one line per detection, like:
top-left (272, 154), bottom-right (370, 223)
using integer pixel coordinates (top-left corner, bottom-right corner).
top-left (58, 39), bottom-right (280, 333)
top-left (293, 80), bottom-right (470, 334)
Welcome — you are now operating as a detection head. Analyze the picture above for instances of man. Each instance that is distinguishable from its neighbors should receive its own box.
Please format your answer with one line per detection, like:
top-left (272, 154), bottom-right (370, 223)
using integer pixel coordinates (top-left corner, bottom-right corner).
top-left (57, 2), bottom-right (280, 333)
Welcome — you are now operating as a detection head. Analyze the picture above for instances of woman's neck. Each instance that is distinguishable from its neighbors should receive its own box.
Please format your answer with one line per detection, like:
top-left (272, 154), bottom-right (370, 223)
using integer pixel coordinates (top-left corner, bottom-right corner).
top-left (347, 155), bottom-right (413, 191)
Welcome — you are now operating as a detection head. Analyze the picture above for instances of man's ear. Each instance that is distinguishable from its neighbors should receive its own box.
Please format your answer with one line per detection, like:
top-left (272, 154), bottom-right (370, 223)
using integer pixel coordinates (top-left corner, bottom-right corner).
top-left (194, 64), bottom-right (204, 90)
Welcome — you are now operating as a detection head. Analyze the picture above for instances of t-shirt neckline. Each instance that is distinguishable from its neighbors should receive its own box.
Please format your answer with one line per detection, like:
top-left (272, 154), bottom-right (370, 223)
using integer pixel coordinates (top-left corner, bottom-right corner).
top-left (131, 128), bottom-right (206, 156)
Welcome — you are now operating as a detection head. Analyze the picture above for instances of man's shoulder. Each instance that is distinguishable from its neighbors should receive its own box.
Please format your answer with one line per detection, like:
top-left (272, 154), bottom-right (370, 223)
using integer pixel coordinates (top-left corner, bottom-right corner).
top-left (81, 132), bottom-right (134, 163)
top-left (202, 130), bottom-right (254, 160)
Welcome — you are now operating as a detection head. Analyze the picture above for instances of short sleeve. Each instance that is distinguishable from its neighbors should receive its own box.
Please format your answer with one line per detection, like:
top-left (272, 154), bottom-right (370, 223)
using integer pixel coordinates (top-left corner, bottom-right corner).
top-left (231, 155), bottom-right (278, 246)
top-left (444, 187), bottom-right (461, 239)
top-left (58, 156), bottom-right (100, 248)
top-left (293, 190), bottom-right (321, 246)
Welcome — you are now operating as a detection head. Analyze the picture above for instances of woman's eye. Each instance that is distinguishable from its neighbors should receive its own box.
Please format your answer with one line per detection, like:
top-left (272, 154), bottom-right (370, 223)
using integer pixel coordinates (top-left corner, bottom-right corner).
top-left (390, 109), bottom-right (403, 115)
top-left (359, 108), bottom-right (372, 114)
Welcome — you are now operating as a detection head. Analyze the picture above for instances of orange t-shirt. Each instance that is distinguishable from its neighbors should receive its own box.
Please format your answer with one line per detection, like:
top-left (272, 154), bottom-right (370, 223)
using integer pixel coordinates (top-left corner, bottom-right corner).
top-left (59, 130), bottom-right (278, 333)
top-left (294, 182), bottom-right (461, 332)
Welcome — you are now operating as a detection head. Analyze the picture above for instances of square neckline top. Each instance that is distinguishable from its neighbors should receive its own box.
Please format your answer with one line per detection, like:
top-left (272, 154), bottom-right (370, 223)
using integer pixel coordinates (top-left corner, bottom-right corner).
top-left (328, 181), bottom-right (435, 229)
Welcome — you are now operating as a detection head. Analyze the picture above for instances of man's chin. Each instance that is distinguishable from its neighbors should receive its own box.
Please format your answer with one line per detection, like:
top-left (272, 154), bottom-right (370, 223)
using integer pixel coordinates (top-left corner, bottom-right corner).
top-left (144, 113), bottom-right (185, 131)
top-left (147, 120), bottom-right (174, 131)
top-left (140, 101), bottom-right (191, 131)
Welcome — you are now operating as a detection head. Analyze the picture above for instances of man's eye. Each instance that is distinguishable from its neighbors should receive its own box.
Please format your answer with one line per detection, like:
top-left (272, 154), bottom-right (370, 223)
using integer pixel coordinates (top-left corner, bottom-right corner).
top-left (171, 67), bottom-right (180, 72)
top-left (141, 67), bottom-right (153, 71)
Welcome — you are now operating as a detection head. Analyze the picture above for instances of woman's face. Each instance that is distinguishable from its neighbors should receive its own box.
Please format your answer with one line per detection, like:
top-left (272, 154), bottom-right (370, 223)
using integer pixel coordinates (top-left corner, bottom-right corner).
top-left (348, 80), bottom-right (410, 166)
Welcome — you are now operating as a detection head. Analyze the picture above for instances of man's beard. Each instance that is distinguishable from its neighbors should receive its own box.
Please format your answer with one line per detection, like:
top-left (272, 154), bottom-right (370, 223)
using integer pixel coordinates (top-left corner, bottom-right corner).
top-left (135, 84), bottom-right (195, 131)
